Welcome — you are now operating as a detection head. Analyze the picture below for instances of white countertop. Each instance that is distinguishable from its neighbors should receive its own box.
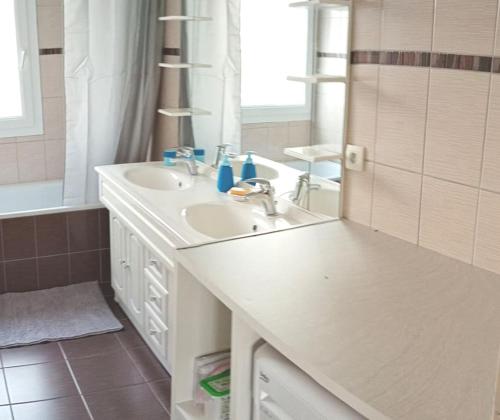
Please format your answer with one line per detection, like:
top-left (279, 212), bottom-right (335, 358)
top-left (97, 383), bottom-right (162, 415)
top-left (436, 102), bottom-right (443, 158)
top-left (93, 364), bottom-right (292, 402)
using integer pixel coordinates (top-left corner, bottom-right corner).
top-left (177, 220), bottom-right (500, 420)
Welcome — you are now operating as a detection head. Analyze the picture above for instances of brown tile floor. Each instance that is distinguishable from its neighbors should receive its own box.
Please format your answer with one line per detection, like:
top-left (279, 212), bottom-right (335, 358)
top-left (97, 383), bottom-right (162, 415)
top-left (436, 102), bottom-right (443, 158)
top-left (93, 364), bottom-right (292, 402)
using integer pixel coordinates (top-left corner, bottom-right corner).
top-left (0, 299), bottom-right (171, 420)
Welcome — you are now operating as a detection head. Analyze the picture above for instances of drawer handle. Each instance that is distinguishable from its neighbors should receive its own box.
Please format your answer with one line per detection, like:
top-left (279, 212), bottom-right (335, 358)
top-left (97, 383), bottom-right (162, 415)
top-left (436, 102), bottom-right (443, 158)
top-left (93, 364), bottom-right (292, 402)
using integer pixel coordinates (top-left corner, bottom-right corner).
top-left (149, 259), bottom-right (159, 267)
top-left (149, 328), bottom-right (159, 336)
top-left (149, 295), bottom-right (159, 303)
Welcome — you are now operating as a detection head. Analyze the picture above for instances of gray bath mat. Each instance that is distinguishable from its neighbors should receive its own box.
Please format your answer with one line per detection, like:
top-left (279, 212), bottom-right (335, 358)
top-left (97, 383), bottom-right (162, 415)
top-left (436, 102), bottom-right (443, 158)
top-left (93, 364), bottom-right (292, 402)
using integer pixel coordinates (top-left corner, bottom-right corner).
top-left (0, 281), bottom-right (123, 348)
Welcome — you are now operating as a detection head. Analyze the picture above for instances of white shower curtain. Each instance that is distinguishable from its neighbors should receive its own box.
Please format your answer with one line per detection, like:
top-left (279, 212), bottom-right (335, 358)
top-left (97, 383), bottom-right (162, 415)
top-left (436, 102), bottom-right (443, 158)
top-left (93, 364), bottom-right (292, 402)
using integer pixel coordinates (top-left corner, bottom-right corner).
top-left (185, 0), bottom-right (242, 163)
top-left (63, 0), bottom-right (162, 206)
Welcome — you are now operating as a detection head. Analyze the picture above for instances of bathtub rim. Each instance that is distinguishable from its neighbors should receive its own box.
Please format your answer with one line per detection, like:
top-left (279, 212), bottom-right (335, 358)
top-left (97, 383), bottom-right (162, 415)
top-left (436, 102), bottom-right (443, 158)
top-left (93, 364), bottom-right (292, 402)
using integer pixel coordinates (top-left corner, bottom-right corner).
top-left (0, 203), bottom-right (104, 220)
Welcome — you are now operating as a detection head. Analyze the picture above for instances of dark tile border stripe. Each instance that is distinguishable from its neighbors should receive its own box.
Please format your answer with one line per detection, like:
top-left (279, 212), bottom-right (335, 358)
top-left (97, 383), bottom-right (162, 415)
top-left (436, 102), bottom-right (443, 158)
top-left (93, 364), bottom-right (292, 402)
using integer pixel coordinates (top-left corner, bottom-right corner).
top-left (317, 52), bottom-right (348, 59)
top-left (352, 50), bottom-right (497, 73)
top-left (39, 48), bottom-right (63, 55)
top-left (430, 53), bottom-right (492, 72)
top-left (162, 47), bottom-right (180, 56)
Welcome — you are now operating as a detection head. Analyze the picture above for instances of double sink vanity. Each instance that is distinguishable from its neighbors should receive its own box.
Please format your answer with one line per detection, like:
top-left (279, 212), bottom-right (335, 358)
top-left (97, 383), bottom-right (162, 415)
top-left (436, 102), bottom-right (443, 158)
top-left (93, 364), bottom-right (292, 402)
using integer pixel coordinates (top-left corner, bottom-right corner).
top-left (96, 155), bottom-right (334, 375)
top-left (96, 154), bottom-right (500, 420)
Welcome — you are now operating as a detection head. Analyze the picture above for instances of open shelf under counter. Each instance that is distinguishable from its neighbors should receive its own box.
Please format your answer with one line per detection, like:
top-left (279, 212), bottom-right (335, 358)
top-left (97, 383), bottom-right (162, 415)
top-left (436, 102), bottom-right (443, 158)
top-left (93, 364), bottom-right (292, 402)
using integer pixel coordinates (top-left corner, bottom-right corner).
top-left (175, 401), bottom-right (207, 420)
top-left (159, 63), bottom-right (212, 69)
top-left (289, 0), bottom-right (351, 7)
top-left (157, 108), bottom-right (211, 118)
top-left (287, 74), bottom-right (346, 84)
top-left (158, 16), bottom-right (212, 22)
top-left (283, 144), bottom-right (343, 163)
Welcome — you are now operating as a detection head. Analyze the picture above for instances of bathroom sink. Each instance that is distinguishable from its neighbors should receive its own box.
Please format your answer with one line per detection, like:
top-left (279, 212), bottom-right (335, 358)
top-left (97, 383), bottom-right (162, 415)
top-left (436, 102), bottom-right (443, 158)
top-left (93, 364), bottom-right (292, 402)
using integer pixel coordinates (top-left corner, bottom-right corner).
top-left (296, 187), bottom-right (340, 218)
top-left (124, 166), bottom-right (193, 191)
top-left (231, 159), bottom-right (280, 181)
top-left (183, 201), bottom-right (317, 239)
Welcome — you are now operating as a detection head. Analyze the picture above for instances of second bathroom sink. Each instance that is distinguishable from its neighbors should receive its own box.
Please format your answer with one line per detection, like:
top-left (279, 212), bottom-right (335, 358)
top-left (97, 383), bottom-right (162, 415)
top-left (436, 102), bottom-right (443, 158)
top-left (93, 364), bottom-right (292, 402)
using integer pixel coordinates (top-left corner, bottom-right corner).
top-left (182, 201), bottom-right (320, 240)
top-left (124, 166), bottom-right (193, 191)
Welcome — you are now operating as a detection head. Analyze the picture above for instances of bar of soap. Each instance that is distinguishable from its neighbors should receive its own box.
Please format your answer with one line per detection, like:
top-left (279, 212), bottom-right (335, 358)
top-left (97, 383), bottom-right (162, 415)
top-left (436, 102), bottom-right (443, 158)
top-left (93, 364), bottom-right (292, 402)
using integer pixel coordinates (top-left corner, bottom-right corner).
top-left (228, 187), bottom-right (251, 197)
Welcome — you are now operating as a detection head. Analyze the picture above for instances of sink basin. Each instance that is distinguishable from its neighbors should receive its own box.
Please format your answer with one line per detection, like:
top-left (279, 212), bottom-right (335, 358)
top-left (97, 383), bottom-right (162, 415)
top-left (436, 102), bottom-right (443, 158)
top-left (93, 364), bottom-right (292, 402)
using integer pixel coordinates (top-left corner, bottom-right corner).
top-left (124, 166), bottom-right (193, 191)
top-left (183, 201), bottom-right (317, 239)
top-left (231, 160), bottom-right (280, 181)
top-left (285, 185), bottom-right (340, 218)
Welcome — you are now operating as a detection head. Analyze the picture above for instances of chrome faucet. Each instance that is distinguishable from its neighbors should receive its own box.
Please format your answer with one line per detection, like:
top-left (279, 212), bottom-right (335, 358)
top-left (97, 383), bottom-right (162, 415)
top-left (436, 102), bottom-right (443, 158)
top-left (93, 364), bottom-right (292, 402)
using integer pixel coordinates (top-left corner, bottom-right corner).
top-left (173, 147), bottom-right (198, 175)
top-left (236, 178), bottom-right (278, 216)
top-left (212, 143), bottom-right (232, 169)
top-left (290, 172), bottom-right (320, 204)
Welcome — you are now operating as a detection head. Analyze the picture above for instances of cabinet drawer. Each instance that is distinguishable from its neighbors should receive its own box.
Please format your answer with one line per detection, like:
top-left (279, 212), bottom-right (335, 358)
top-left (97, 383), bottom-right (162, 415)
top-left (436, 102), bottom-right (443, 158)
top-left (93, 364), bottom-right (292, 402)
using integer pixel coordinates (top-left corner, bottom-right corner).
top-left (145, 304), bottom-right (168, 359)
top-left (145, 269), bottom-right (168, 321)
top-left (144, 248), bottom-right (170, 290)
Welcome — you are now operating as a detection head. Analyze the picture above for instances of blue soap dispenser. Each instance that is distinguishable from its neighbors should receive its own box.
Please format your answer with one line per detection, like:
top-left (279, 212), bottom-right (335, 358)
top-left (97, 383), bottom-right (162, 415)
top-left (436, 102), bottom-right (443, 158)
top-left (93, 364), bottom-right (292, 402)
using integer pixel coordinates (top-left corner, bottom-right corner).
top-left (240, 151), bottom-right (257, 182)
top-left (217, 154), bottom-right (234, 193)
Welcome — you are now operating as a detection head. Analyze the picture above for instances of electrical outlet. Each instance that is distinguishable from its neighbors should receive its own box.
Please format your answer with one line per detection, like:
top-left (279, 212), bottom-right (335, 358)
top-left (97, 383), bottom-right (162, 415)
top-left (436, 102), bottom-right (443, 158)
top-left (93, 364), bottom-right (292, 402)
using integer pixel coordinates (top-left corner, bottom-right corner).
top-left (345, 145), bottom-right (365, 171)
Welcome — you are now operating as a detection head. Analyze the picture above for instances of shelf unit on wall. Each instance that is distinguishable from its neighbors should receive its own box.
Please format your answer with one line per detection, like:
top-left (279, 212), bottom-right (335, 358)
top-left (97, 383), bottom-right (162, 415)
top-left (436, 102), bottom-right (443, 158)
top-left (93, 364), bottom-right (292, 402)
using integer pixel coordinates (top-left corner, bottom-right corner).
top-left (158, 63), bottom-right (212, 69)
top-left (158, 16), bottom-right (212, 22)
top-left (289, 0), bottom-right (352, 7)
top-left (158, 108), bottom-right (211, 118)
top-left (283, 144), bottom-right (343, 163)
top-left (287, 74), bottom-right (346, 83)
top-left (157, 11), bottom-right (212, 119)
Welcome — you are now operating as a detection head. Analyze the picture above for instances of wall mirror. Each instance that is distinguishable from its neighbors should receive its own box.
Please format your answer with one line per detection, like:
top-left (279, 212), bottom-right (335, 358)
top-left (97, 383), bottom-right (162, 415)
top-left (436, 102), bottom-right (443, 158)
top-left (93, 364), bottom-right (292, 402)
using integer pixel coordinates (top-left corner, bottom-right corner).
top-left (239, 0), bottom-right (350, 219)
top-left (183, 0), bottom-right (351, 219)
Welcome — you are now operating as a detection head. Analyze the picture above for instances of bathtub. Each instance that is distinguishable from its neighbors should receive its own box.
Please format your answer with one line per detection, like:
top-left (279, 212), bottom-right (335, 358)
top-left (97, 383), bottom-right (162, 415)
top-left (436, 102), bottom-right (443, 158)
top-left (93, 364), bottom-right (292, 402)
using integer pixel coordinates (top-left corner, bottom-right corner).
top-left (0, 180), bottom-right (103, 219)
top-left (0, 180), bottom-right (63, 216)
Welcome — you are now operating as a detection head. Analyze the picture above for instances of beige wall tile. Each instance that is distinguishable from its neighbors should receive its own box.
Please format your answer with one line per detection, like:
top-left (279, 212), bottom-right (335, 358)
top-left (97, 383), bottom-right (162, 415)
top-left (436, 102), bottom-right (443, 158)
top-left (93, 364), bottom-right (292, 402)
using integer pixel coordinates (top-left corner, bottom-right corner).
top-left (0, 144), bottom-right (19, 185)
top-left (44, 140), bottom-right (66, 180)
top-left (17, 142), bottom-right (47, 183)
top-left (375, 66), bottom-right (428, 172)
top-left (241, 127), bottom-right (268, 158)
top-left (348, 65), bottom-right (379, 160)
top-left (424, 69), bottom-right (489, 187)
top-left (343, 161), bottom-right (374, 225)
top-left (419, 176), bottom-right (478, 263)
top-left (40, 55), bottom-right (65, 98)
top-left (352, 0), bottom-right (381, 50)
top-left (481, 74), bottom-right (500, 193)
top-left (37, 6), bottom-right (64, 49)
top-left (152, 116), bottom-right (178, 160)
top-left (372, 164), bottom-right (422, 243)
top-left (433, 0), bottom-right (497, 56)
top-left (287, 121), bottom-right (311, 148)
top-left (42, 97), bottom-right (66, 140)
top-left (380, 0), bottom-right (434, 51)
top-left (37, 0), bottom-right (62, 5)
top-left (267, 124), bottom-right (289, 162)
top-left (474, 190), bottom-right (500, 275)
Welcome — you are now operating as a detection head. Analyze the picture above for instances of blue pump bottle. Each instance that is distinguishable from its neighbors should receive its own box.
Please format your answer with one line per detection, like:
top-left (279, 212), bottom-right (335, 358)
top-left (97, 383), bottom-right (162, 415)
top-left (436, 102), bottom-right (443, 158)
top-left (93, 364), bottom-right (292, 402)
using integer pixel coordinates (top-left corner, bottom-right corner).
top-left (217, 154), bottom-right (234, 193)
top-left (240, 151), bottom-right (257, 182)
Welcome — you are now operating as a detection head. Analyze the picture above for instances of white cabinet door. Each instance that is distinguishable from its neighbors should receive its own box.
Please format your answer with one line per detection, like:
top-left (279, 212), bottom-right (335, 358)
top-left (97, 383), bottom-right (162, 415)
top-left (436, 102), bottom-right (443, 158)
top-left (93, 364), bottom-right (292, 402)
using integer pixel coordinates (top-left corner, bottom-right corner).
top-left (126, 231), bottom-right (145, 328)
top-left (110, 214), bottom-right (126, 302)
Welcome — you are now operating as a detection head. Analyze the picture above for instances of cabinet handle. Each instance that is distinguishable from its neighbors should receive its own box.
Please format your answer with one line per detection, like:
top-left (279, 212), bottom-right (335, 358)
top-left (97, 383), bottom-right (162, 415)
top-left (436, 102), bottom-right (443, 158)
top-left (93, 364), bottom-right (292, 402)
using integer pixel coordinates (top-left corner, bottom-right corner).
top-left (149, 329), bottom-right (159, 336)
top-left (150, 295), bottom-right (159, 302)
top-left (149, 259), bottom-right (159, 267)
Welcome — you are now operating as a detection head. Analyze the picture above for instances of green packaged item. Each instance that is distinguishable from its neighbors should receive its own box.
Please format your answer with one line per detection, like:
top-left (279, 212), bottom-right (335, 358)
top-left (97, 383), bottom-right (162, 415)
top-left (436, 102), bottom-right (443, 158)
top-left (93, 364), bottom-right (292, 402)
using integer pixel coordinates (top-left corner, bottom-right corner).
top-left (200, 369), bottom-right (230, 397)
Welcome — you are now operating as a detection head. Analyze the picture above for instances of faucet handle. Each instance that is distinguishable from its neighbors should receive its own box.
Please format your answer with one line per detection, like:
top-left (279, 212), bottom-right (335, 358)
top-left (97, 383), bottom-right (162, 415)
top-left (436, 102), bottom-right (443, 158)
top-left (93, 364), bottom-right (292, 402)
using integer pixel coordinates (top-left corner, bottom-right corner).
top-left (298, 172), bottom-right (311, 181)
top-left (238, 178), bottom-right (274, 194)
top-left (216, 143), bottom-right (232, 151)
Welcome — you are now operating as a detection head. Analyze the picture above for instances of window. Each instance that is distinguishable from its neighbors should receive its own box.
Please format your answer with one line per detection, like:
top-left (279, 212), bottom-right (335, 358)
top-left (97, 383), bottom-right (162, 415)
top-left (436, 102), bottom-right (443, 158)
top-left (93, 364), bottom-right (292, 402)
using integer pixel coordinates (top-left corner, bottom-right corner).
top-left (0, 0), bottom-right (43, 138)
top-left (240, 0), bottom-right (313, 123)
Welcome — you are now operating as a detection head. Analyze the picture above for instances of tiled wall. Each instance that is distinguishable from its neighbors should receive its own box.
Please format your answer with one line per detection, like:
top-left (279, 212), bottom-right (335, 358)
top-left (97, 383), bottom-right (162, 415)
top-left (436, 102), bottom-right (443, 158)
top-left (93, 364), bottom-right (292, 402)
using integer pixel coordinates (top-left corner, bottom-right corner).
top-left (344, 0), bottom-right (500, 275)
top-left (0, 208), bottom-right (111, 296)
top-left (0, 0), bottom-right (66, 185)
top-left (241, 121), bottom-right (311, 161)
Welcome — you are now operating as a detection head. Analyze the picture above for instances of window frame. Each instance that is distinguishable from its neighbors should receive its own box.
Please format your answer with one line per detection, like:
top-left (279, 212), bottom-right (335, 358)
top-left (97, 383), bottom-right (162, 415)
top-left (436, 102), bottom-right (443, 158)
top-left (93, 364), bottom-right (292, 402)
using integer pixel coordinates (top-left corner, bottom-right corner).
top-left (0, 0), bottom-right (43, 139)
top-left (241, 6), bottom-right (314, 124)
